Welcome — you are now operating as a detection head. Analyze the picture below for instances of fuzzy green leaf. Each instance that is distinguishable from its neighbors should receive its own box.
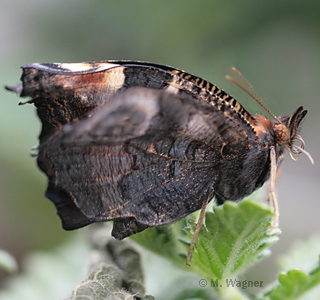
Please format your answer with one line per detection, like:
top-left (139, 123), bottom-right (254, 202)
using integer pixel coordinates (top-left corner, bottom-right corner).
top-left (264, 258), bottom-right (320, 300)
top-left (67, 230), bottom-right (154, 300)
top-left (132, 199), bottom-right (279, 283)
top-left (188, 200), bottom-right (279, 280)
top-left (69, 265), bottom-right (153, 300)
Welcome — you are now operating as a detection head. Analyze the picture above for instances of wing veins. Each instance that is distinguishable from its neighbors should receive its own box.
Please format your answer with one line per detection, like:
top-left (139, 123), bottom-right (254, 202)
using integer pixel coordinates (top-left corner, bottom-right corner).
top-left (107, 168), bottom-right (212, 214)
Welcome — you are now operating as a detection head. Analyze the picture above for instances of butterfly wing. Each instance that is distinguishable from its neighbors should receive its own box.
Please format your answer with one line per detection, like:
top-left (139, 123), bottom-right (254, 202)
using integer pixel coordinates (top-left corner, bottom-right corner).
top-left (38, 88), bottom-right (249, 238)
top-left (17, 62), bottom-right (254, 144)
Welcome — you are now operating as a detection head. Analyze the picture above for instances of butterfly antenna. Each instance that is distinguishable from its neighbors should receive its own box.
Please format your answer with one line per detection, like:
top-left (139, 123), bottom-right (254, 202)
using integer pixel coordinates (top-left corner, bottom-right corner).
top-left (226, 67), bottom-right (281, 123)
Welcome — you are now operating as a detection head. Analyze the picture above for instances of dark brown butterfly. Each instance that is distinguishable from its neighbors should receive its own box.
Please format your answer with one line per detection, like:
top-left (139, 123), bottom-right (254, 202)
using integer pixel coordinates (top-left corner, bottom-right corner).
top-left (6, 61), bottom-right (312, 264)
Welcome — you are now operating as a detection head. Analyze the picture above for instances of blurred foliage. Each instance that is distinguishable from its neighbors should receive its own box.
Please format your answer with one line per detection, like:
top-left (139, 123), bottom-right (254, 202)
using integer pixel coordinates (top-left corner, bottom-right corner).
top-left (0, 234), bottom-right (91, 300)
top-left (0, 250), bottom-right (18, 274)
top-left (265, 234), bottom-right (320, 300)
top-left (1, 0), bottom-right (320, 296)
top-left (265, 262), bottom-right (320, 300)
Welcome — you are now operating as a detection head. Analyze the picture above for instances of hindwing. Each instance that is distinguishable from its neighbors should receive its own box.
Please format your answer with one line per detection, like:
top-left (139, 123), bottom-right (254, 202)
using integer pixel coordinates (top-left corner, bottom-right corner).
top-left (38, 88), bottom-right (249, 237)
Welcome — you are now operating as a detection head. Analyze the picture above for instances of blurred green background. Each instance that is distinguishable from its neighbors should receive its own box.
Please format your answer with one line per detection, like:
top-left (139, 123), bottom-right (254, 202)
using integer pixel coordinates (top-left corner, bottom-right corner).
top-left (1, 0), bottom-right (320, 295)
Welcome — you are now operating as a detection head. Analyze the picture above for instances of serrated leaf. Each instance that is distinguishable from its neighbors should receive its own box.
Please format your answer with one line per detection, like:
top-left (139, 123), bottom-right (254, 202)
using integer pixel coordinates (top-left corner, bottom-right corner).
top-left (188, 200), bottom-right (279, 280)
top-left (264, 258), bottom-right (320, 300)
top-left (132, 199), bottom-right (279, 283)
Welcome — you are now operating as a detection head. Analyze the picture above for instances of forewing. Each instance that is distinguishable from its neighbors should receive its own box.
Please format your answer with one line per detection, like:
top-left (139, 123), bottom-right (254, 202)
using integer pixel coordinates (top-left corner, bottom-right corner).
top-left (16, 62), bottom-right (255, 143)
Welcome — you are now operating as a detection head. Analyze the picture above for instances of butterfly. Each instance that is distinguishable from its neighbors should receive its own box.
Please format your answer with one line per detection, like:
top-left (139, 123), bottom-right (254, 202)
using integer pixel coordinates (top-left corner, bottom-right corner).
top-left (6, 61), bottom-right (313, 264)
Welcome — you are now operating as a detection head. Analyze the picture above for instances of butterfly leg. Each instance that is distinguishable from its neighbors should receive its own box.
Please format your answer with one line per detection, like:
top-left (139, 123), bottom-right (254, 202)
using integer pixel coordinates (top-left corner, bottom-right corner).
top-left (186, 196), bottom-right (210, 265)
top-left (269, 146), bottom-right (282, 230)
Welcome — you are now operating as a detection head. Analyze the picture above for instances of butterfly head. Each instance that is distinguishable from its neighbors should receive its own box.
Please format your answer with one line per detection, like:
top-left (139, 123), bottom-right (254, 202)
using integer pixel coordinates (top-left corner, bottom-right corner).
top-left (276, 106), bottom-right (313, 164)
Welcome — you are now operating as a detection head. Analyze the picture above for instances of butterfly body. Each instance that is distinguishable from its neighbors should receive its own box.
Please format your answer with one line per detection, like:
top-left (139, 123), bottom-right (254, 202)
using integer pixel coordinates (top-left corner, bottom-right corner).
top-left (7, 61), bottom-right (308, 241)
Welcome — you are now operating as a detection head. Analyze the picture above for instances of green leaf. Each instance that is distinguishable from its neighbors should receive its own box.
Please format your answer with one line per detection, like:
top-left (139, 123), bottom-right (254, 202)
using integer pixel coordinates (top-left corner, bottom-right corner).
top-left (132, 199), bottom-right (279, 283)
top-left (130, 213), bottom-right (191, 268)
top-left (264, 258), bottom-right (320, 300)
top-left (189, 200), bottom-right (279, 280)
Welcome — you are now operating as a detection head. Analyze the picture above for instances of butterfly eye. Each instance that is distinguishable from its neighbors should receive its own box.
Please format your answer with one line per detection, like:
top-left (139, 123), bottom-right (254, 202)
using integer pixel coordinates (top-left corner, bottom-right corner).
top-left (274, 123), bottom-right (290, 144)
